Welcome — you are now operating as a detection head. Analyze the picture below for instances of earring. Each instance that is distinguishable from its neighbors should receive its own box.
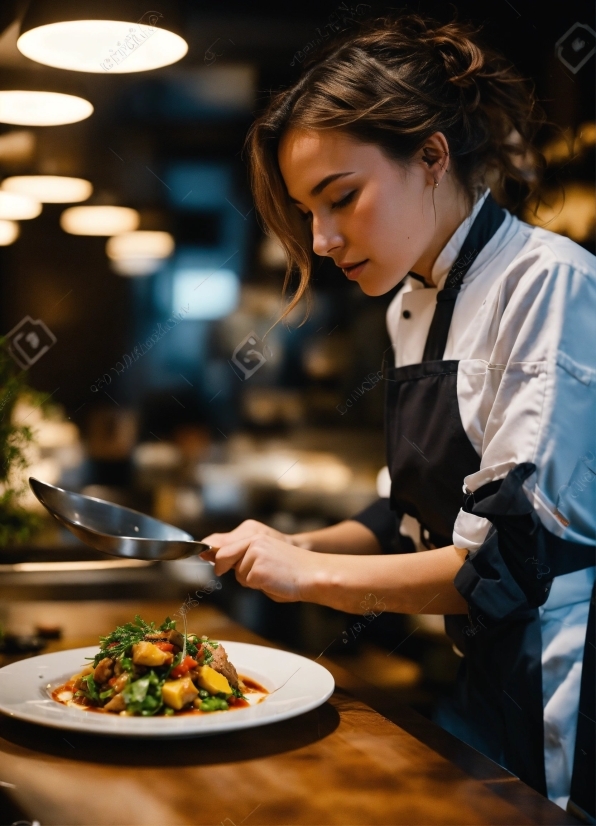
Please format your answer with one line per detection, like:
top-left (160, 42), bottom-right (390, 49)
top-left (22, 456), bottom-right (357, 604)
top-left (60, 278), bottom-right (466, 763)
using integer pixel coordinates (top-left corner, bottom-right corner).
top-left (434, 180), bottom-right (439, 188)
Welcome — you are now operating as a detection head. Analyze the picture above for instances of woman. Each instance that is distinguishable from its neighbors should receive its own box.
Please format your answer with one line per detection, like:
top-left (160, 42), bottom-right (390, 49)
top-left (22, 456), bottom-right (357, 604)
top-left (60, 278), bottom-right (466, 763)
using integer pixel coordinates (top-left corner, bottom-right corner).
top-left (200, 15), bottom-right (595, 818)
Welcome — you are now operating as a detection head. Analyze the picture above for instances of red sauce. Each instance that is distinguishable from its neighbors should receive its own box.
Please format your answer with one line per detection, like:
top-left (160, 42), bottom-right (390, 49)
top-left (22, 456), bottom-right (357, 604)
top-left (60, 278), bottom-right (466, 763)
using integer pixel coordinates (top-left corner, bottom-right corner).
top-left (51, 673), bottom-right (267, 716)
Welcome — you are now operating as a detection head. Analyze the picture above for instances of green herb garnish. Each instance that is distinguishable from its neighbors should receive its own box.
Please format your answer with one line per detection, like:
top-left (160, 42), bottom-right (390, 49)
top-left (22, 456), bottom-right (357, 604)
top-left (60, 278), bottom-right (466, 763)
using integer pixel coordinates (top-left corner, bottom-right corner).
top-left (90, 615), bottom-right (197, 666)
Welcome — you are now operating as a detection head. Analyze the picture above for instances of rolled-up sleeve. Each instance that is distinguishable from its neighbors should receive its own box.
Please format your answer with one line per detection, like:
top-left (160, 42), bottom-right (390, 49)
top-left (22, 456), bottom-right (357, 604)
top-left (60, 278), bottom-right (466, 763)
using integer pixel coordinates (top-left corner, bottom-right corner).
top-left (453, 260), bottom-right (596, 616)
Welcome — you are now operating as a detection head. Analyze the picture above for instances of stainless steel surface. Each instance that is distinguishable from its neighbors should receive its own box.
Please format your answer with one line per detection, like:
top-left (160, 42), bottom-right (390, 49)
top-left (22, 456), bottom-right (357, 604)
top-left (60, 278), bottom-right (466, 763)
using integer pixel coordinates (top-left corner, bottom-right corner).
top-left (28, 478), bottom-right (215, 561)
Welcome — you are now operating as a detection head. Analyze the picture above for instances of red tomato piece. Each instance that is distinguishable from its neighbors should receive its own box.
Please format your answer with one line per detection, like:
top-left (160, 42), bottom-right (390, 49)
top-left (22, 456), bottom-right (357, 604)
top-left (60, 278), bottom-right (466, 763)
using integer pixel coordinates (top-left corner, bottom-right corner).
top-left (154, 642), bottom-right (175, 652)
top-left (170, 656), bottom-right (198, 678)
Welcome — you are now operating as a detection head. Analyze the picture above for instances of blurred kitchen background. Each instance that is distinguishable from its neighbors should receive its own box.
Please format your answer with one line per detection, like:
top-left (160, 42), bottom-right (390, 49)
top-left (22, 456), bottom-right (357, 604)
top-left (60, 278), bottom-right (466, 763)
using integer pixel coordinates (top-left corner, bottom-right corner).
top-left (0, 0), bottom-right (593, 719)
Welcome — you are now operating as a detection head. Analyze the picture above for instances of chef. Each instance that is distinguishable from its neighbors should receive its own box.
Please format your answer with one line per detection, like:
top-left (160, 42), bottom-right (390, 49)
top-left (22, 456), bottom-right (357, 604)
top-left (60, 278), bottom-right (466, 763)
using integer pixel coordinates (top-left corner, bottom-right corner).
top-left (200, 13), bottom-right (595, 819)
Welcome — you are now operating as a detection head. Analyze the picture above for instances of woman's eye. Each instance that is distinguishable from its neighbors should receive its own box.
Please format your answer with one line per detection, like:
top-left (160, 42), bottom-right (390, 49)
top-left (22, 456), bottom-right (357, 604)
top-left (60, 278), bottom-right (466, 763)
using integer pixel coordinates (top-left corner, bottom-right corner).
top-left (296, 189), bottom-right (356, 223)
top-left (331, 190), bottom-right (356, 210)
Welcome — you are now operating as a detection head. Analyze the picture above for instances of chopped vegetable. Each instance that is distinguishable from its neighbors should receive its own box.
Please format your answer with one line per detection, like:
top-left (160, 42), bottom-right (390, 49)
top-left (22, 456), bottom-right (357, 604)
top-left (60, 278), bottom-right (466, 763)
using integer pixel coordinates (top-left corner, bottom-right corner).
top-left (170, 655), bottom-right (198, 679)
top-left (195, 665), bottom-right (232, 695)
top-left (132, 641), bottom-right (171, 667)
top-left (162, 676), bottom-right (199, 710)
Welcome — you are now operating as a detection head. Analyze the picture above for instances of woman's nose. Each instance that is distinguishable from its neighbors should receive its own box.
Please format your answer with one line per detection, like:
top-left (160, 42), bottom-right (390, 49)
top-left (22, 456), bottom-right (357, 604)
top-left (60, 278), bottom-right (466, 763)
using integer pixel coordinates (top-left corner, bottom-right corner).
top-left (311, 218), bottom-right (343, 258)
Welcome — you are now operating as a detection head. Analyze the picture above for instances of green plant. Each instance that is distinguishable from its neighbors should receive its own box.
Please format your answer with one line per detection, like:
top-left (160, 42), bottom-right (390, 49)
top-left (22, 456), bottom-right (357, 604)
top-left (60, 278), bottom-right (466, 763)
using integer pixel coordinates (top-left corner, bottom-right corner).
top-left (0, 334), bottom-right (45, 546)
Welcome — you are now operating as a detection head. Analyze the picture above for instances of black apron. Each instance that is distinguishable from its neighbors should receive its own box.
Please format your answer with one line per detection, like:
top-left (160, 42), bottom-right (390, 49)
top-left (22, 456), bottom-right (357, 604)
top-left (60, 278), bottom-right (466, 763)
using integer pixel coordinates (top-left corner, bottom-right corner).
top-left (383, 193), bottom-right (596, 821)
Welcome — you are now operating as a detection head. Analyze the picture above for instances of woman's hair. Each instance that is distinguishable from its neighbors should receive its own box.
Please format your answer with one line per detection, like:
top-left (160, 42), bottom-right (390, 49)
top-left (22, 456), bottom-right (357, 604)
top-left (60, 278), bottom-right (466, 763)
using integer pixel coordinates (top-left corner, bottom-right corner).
top-left (245, 13), bottom-right (546, 328)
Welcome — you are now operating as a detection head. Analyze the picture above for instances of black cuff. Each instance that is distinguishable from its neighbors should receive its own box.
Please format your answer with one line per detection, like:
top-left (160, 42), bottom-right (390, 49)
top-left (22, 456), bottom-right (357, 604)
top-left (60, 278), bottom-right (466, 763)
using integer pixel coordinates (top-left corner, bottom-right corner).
top-left (350, 497), bottom-right (407, 554)
top-left (454, 462), bottom-right (596, 623)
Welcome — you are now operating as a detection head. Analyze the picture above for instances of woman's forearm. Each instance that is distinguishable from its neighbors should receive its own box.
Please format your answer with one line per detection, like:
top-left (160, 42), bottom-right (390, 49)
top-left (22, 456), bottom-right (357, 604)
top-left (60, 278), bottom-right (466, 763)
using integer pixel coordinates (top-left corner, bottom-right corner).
top-left (292, 520), bottom-right (383, 555)
top-left (302, 544), bottom-right (470, 615)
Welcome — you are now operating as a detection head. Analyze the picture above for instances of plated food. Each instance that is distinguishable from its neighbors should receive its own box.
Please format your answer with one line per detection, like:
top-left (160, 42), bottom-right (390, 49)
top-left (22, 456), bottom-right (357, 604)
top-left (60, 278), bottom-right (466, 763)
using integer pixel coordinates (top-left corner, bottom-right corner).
top-left (52, 615), bottom-right (266, 717)
top-left (0, 631), bottom-right (334, 737)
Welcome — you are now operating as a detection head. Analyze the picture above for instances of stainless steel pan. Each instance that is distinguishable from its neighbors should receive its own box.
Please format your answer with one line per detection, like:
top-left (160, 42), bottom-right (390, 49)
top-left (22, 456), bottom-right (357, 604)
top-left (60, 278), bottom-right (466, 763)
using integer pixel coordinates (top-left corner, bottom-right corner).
top-left (29, 477), bottom-right (216, 561)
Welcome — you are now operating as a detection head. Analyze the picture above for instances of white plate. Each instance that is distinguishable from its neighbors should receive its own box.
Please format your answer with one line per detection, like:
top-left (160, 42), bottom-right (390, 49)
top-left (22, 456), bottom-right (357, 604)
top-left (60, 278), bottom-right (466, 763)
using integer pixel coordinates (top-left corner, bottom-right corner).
top-left (0, 642), bottom-right (335, 738)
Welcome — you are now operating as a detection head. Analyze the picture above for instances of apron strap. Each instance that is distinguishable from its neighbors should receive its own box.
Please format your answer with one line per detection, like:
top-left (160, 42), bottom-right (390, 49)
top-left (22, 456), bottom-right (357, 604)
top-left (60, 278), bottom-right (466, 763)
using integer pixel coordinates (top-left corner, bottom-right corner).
top-left (422, 193), bottom-right (506, 361)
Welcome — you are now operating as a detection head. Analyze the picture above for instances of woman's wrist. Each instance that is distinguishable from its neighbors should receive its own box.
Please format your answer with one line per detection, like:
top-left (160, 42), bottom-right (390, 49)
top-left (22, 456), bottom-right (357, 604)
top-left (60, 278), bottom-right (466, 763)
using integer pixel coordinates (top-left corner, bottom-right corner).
top-left (288, 532), bottom-right (314, 551)
top-left (286, 522), bottom-right (381, 555)
top-left (298, 551), bottom-right (343, 605)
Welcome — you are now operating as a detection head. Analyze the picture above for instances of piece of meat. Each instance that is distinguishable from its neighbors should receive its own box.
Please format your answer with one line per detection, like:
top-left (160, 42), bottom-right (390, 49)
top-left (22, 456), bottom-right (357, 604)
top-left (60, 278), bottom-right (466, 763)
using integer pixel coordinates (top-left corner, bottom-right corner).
top-left (206, 643), bottom-right (239, 689)
top-left (93, 657), bottom-right (114, 685)
top-left (104, 693), bottom-right (126, 713)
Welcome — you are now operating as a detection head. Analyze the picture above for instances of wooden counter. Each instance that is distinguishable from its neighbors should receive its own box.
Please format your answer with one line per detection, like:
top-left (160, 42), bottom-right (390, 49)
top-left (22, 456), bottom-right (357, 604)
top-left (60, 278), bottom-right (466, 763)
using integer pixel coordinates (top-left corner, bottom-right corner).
top-left (0, 600), bottom-right (580, 826)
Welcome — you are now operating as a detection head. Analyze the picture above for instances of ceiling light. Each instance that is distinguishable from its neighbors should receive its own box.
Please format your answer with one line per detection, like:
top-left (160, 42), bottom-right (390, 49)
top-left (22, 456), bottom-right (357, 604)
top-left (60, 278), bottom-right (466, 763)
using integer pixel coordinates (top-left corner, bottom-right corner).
top-left (0, 220), bottom-right (20, 245)
top-left (1, 176), bottom-right (93, 204)
top-left (107, 231), bottom-right (175, 276)
top-left (18, 4), bottom-right (188, 74)
top-left (0, 91), bottom-right (93, 127)
top-left (106, 231), bottom-right (174, 260)
top-left (109, 258), bottom-right (166, 276)
top-left (60, 206), bottom-right (139, 236)
top-left (0, 191), bottom-right (42, 220)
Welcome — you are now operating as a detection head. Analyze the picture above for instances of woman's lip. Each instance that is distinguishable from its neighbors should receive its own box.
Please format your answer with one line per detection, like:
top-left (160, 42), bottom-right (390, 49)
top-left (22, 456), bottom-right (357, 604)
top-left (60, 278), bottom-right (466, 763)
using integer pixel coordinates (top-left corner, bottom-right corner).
top-left (342, 260), bottom-right (368, 279)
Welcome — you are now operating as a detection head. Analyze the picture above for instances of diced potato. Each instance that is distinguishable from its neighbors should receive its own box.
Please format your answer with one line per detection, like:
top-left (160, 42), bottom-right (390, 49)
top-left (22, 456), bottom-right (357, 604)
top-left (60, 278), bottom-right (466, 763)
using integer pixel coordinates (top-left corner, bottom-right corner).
top-left (162, 676), bottom-right (199, 710)
top-left (132, 641), bottom-right (170, 667)
top-left (195, 665), bottom-right (232, 695)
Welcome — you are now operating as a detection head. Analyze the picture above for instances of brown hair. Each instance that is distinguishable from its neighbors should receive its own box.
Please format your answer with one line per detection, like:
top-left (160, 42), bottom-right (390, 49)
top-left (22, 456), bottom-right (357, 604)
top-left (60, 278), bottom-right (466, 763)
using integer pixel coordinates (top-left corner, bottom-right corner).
top-left (245, 13), bottom-right (546, 329)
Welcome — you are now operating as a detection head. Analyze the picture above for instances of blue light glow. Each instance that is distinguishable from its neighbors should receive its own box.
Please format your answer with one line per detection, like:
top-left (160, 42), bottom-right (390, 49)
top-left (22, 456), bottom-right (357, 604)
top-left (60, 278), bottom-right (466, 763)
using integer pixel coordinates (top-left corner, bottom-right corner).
top-left (172, 268), bottom-right (239, 320)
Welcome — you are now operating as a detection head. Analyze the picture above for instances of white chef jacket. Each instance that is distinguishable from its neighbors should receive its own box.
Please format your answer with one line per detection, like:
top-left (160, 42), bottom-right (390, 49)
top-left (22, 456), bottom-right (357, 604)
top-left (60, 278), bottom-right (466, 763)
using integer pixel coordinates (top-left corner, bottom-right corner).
top-left (380, 189), bottom-right (596, 809)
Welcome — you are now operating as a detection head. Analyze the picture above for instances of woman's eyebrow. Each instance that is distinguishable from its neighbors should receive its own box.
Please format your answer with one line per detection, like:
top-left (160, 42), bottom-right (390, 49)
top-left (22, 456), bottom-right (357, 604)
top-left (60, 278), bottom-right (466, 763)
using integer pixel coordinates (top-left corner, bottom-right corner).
top-left (288, 171), bottom-right (355, 204)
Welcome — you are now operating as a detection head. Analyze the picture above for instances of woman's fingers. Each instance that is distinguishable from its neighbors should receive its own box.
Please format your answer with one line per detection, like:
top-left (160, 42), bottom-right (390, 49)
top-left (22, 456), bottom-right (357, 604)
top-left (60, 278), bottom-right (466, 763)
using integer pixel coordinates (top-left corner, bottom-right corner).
top-left (200, 532), bottom-right (231, 546)
top-left (198, 547), bottom-right (217, 563)
top-left (200, 537), bottom-right (253, 576)
top-left (200, 519), bottom-right (288, 547)
top-left (232, 538), bottom-right (307, 602)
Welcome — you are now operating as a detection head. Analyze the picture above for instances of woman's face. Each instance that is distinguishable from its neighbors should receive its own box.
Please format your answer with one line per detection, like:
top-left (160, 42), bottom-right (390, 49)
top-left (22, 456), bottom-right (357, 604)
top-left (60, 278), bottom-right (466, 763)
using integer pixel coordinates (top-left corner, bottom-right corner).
top-left (278, 127), bottom-right (457, 295)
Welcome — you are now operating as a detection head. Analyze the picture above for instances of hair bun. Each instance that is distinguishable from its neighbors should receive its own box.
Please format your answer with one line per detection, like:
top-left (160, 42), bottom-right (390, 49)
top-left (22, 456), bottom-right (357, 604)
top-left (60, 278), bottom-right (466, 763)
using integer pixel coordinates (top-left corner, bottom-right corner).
top-left (427, 25), bottom-right (485, 87)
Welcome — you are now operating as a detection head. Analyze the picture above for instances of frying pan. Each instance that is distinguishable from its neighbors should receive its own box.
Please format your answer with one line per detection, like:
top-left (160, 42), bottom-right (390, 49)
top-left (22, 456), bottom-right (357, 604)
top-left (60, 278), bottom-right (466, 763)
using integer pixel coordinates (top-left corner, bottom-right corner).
top-left (29, 477), bottom-right (216, 562)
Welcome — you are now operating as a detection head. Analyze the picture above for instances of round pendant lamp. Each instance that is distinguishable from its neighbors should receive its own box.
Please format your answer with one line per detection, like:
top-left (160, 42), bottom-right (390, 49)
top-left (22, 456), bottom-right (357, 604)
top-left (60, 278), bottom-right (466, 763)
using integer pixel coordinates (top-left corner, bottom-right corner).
top-left (106, 230), bottom-right (175, 276)
top-left (106, 230), bottom-right (174, 260)
top-left (2, 176), bottom-right (93, 203)
top-left (60, 205), bottom-right (139, 236)
top-left (17, 0), bottom-right (188, 74)
top-left (0, 90), bottom-right (93, 126)
top-left (0, 191), bottom-right (42, 220)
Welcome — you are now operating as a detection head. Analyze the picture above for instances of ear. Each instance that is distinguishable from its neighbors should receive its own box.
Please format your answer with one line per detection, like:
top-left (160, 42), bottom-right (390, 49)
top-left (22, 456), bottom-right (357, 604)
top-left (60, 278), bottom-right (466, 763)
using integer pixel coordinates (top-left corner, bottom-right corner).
top-left (418, 132), bottom-right (450, 187)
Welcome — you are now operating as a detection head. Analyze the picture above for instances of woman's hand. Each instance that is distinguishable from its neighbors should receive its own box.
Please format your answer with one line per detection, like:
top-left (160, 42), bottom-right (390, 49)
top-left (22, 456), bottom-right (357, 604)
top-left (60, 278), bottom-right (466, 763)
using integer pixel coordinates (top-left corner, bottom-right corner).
top-left (198, 530), bottom-right (321, 603)
top-left (200, 518), bottom-right (295, 553)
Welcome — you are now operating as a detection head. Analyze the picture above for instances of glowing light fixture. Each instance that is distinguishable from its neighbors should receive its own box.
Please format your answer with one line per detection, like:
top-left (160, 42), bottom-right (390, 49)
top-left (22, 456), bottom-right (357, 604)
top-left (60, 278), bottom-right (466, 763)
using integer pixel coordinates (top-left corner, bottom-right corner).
top-left (18, 4), bottom-right (188, 74)
top-left (60, 206), bottom-right (139, 236)
top-left (106, 231), bottom-right (174, 260)
top-left (1, 175), bottom-right (93, 204)
top-left (0, 220), bottom-right (20, 245)
top-left (0, 91), bottom-right (93, 126)
top-left (0, 191), bottom-right (42, 220)
top-left (106, 230), bottom-right (175, 276)
top-left (109, 257), bottom-right (167, 277)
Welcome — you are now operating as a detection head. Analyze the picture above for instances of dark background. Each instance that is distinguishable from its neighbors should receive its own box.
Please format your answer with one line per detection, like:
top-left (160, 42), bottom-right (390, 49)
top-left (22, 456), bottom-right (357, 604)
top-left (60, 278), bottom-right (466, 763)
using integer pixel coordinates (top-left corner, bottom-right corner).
top-left (0, 0), bottom-right (593, 427)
